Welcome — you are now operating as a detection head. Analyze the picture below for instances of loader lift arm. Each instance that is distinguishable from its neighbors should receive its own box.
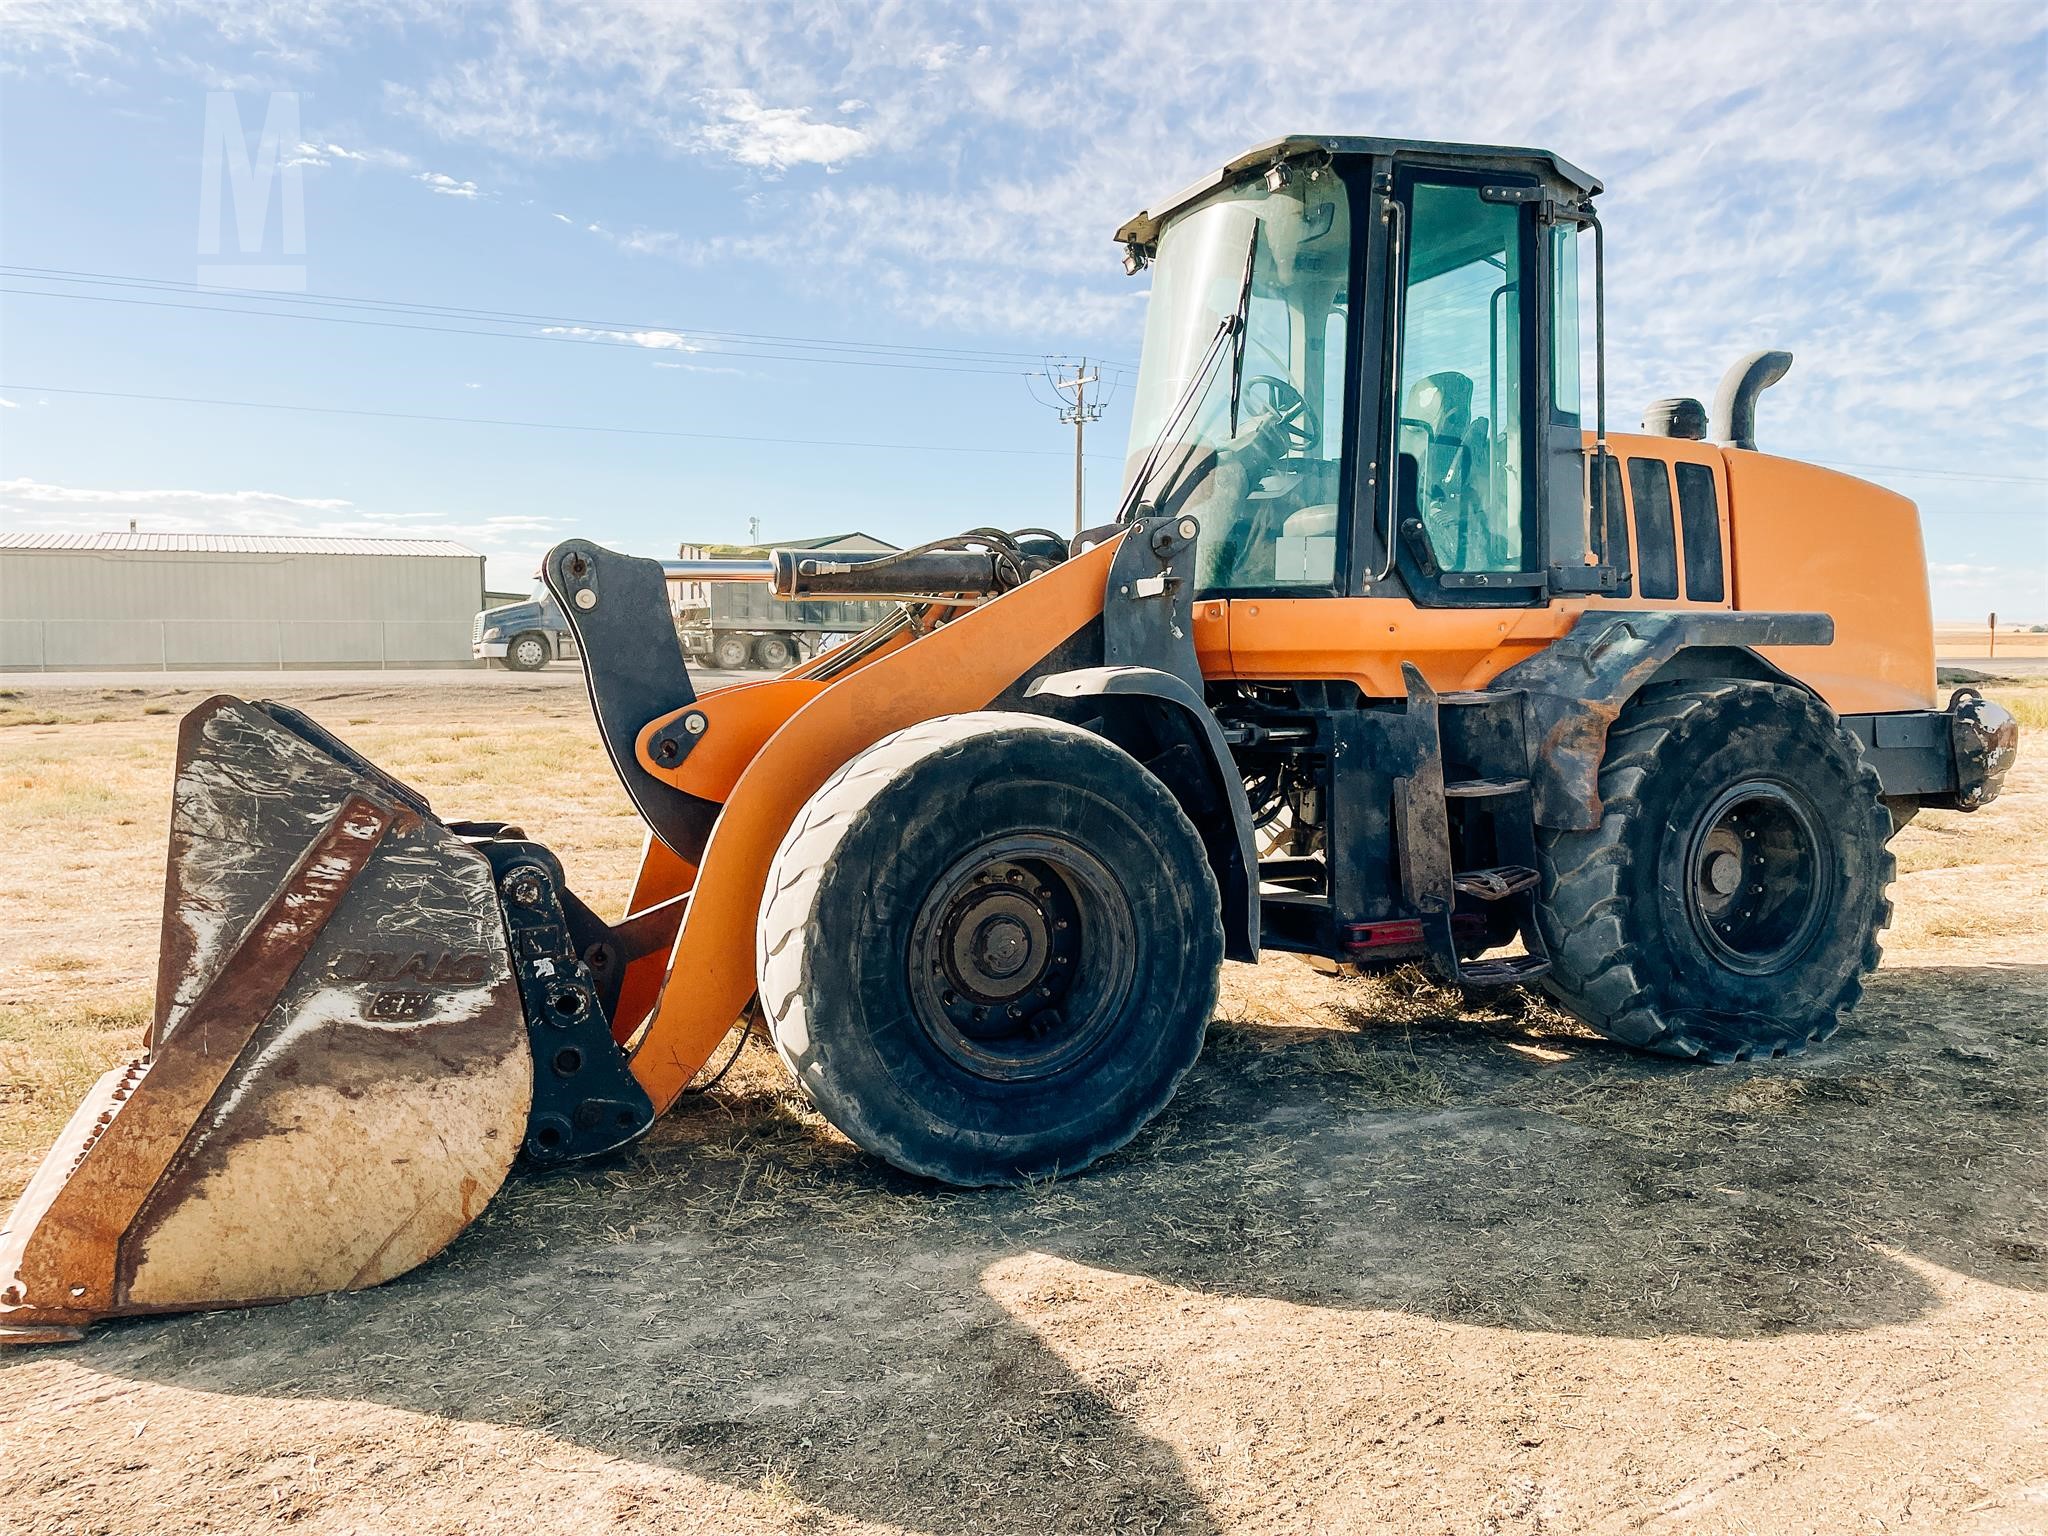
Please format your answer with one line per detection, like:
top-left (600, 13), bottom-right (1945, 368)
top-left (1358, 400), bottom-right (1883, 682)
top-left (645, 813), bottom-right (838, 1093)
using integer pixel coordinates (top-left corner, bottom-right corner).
top-left (544, 515), bottom-right (1262, 1111)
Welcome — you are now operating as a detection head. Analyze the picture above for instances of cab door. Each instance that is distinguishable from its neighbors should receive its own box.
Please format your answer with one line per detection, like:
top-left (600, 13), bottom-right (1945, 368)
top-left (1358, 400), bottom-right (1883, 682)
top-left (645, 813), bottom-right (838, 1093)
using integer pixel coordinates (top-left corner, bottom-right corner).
top-left (1226, 165), bottom-right (1575, 694)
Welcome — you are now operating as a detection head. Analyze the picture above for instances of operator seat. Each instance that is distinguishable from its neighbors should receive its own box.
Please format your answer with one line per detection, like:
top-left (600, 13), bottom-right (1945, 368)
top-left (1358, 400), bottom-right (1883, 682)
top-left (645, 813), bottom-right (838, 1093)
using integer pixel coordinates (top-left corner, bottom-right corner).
top-left (1404, 371), bottom-right (1476, 565)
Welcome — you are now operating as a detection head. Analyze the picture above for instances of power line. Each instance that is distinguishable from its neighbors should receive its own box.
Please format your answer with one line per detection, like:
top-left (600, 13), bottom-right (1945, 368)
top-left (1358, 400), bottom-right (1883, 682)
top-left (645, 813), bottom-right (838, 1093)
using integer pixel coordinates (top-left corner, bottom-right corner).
top-left (1030, 358), bottom-right (1111, 535)
top-left (1, 264), bottom-right (1140, 378)
top-left (0, 287), bottom-right (1087, 379)
top-left (2, 380), bottom-right (1129, 460)
top-left (1790, 455), bottom-right (2048, 488)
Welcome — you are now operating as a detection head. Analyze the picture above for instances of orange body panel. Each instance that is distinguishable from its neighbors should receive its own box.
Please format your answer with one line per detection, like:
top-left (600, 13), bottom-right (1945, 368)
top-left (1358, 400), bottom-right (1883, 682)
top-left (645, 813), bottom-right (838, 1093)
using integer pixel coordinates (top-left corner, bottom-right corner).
top-left (624, 534), bottom-right (1125, 1110)
top-left (643, 675), bottom-right (830, 802)
top-left (1212, 433), bottom-right (1932, 713)
top-left (1722, 450), bottom-right (1936, 712)
top-left (1220, 598), bottom-right (1579, 693)
top-left (613, 644), bottom-right (913, 1042)
top-left (1591, 433), bottom-right (1735, 614)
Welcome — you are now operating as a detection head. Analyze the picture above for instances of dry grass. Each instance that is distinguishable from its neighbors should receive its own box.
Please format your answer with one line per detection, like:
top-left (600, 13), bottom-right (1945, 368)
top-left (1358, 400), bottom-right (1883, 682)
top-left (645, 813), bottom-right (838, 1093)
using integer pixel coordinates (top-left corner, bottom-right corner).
top-left (0, 995), bottom-right (151, 1176)
top-left (0, 680), bottom-right (2043, 1536)
top-left (1985, 678), bottom-right (2048, 730)
top-left (1937, 624), bottom-right (2048, 657)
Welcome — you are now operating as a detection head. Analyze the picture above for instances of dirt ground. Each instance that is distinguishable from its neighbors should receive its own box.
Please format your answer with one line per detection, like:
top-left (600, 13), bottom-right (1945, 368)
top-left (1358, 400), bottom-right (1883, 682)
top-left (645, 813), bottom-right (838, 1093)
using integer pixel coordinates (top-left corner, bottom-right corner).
top-left (1, 676), bottom-right (2044, 1536)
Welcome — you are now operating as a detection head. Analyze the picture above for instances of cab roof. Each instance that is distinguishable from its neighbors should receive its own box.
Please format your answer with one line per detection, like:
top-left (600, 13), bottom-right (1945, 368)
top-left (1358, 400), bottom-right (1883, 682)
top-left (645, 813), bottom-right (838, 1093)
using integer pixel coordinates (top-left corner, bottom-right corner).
top-left (1113, 135), bottom-right (1601, 247)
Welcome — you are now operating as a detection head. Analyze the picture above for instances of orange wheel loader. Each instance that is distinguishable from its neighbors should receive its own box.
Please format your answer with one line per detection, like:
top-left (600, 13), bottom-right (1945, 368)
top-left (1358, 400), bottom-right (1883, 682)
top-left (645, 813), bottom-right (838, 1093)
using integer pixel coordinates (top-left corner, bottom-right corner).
top-left (1, 136), bottom-right (2019, 1344)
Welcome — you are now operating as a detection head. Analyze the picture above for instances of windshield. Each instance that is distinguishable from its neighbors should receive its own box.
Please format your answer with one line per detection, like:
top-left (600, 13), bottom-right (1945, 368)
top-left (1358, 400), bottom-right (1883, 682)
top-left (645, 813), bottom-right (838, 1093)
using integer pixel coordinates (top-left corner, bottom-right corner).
top-left (1122, 169), bottom-right (1351, 593)
top-left (1123, 199), bottom-right (1260, 482)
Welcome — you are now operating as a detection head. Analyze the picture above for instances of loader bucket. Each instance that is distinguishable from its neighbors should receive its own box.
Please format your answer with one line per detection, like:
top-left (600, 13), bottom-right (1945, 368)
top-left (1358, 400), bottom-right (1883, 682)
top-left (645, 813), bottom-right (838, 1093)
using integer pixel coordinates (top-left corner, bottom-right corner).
top-left (0, 697), bottom-right (535, 1343)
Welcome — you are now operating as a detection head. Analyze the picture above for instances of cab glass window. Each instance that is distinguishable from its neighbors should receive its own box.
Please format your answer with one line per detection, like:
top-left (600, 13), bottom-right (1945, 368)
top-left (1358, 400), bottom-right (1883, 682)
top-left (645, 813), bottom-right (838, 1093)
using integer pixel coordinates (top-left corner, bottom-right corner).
top-left (1122, 169), bottom-right (1352, 594)
top-left (1397, 182), bottom-right (1528, 574)
top-left (1551, 224), bottom-right (1581, 420)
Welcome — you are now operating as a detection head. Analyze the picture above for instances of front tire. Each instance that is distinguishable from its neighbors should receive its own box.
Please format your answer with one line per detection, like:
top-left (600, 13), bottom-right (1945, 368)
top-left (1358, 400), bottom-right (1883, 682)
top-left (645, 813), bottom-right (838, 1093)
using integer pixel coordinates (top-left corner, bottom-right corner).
top-left (505, 632), bottom-right (552, 672)
top-left (757, 712), bottom-right (1223, 1185)
top-left (1536, 682), bottom-right (1893, 1062)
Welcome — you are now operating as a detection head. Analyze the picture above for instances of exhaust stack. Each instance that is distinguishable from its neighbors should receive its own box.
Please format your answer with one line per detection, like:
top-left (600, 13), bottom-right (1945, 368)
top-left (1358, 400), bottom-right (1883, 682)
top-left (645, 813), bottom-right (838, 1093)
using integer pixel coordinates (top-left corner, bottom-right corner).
top-left (1710, 349), bottom-right (1794, 451)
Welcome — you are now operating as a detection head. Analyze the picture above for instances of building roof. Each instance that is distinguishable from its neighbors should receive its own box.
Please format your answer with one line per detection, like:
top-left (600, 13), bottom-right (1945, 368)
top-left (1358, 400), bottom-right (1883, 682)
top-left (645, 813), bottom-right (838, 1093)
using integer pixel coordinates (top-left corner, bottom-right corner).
top-left (0, 531), bottom-right (481, 557)
top-left (773, 531), bottom-right (898, 552)
top-left (691, 531), bottom-right (900, 557)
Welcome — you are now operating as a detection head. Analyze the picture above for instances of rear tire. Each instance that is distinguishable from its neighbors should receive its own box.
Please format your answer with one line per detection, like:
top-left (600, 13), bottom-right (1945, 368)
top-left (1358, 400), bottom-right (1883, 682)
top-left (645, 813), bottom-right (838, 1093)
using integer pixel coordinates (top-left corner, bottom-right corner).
top-left (505, 632), bottom-right (552, 671)
top-left (757, 712), bottom-right (1223, 1185)
top-left (711, 633), bottom-right (751, 671)
top-left (1535, 681), bottom-right (1893, 1062)
top-left (753, 634), bottom-right (795, 670)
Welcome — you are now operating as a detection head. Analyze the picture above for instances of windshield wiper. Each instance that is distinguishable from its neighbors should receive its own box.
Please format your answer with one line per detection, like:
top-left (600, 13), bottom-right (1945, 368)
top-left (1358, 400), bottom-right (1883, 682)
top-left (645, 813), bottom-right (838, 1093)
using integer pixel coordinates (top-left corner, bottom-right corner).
top-left (1115, 314), bottom-right (1235, 522)
top-left (1118, 221), bottom-right (1261, 522)
top-left (1227, 222), bottom-right (1259, 438)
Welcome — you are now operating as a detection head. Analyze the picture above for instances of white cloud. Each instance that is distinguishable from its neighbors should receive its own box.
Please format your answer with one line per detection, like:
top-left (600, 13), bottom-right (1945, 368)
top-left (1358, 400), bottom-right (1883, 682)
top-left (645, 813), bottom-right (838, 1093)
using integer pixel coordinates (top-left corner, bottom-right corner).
top-left (4, 0), bottom-right (2044, 499)
top-left (540, 324), bottom-right (699, 352)
top-left (283, 139), bottom-right (412, 171)
top-left (0, 478), bottom-right (566, 590)
top-left (0, 478), bottom-right (355, 526)
top-left (415, 169), bottom-right (481, 198)
top-left (651, 359), bottom-right (745, 375)
top-left (551, 210), bottom-right (572, 223)
top-left (1928, 559), bottom-right (2048, 621)
top-left (0, 398), bottom-right (18, 409)
top-left (694, 89), bottom-right (868, 172)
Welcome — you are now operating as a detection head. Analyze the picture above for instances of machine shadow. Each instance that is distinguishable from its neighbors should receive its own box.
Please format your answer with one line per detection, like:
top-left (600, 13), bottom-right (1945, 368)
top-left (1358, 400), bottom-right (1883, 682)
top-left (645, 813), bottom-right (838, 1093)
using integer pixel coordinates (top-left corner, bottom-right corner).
top-left (54, 960), bottom-right (2046, 1533)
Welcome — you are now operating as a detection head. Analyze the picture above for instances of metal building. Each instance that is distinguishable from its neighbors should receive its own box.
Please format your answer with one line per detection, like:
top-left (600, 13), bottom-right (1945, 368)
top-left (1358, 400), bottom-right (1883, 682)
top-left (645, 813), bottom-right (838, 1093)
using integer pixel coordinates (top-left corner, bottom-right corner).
top-left (0, 532), bottom-right (485, 671)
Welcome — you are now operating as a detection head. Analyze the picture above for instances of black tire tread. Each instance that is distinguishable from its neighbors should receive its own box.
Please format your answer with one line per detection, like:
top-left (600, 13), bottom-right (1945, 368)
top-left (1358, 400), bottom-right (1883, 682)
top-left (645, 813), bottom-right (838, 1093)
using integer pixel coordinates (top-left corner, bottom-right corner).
top-left (756, 711), bottom-right (1222, 1184)
top-left (1535, 681), bottom-right (1894, 1062)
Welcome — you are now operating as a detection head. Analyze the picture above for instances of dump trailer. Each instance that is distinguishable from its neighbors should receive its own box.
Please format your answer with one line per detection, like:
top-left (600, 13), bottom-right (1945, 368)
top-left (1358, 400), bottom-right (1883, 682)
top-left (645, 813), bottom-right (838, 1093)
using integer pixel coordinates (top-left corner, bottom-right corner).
top-left (678, 561), bottom-right (899, 671)
top-left (1, 136), bottom-right (2018, 1344)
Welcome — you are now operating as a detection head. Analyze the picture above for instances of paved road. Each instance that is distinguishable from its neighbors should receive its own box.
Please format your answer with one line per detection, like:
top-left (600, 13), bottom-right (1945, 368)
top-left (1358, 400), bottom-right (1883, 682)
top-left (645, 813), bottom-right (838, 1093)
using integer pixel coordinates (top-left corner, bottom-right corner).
top-left (9, 657), bottom-right (2041, 690)
top-left (0, 663), bottom-right (756, 690)
top-left (1940, 656), bottom-right (2048, 679)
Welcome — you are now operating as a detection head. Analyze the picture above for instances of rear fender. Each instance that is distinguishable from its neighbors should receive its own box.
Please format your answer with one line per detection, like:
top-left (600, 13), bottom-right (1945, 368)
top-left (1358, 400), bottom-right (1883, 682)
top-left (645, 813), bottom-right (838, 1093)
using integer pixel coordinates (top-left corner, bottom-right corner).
top-left (1025, 666), bottom-right (1259, 963)
top-left (1498, 610), bottom-right (1834, 830)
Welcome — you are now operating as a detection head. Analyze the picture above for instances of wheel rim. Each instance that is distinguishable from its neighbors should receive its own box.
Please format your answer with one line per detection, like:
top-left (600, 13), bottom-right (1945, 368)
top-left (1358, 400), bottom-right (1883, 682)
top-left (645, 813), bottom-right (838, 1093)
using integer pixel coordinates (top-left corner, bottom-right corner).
top-left (1680, 778), bottom-right (1832, 976)
top-left (513, 638), bottom-right (545, 667)
top-left (907, 833), bottom-right (1135, 1083)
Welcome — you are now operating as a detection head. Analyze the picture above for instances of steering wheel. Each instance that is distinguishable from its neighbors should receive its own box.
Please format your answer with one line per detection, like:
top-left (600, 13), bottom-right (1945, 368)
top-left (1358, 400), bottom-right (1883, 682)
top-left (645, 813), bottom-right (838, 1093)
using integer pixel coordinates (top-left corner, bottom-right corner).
top-left (1240, 375), bottom-right (1319, 452)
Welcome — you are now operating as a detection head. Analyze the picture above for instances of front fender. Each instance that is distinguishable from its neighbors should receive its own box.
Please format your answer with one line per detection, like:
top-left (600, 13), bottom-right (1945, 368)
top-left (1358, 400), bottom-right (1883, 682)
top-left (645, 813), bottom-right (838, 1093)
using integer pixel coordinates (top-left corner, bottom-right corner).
top-left (1026, 665), bottom-right (1259, 963)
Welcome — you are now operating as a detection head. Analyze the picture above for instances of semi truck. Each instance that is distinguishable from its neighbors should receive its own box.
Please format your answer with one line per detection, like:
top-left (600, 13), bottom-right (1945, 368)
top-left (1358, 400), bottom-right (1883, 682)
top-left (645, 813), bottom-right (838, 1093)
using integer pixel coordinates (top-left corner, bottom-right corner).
top-left (472, 580), bottom-right (580, 671)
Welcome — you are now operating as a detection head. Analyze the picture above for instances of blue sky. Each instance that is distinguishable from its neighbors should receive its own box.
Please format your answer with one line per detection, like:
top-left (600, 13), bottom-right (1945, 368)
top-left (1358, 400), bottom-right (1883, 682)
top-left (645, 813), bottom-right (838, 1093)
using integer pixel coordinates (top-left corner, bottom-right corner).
top-left (1, 0), bottom-right (2044, 616)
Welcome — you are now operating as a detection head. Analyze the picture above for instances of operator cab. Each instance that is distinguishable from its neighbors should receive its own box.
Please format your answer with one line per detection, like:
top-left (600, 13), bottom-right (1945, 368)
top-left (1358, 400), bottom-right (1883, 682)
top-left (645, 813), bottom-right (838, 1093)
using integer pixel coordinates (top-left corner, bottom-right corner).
top-left (1116, 136), bottom-right (1608, 608)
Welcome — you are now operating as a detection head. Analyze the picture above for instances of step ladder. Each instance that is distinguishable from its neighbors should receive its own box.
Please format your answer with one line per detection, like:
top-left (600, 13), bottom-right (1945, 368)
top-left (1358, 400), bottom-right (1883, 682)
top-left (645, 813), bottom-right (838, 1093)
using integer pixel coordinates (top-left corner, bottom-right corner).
top-left (1390, 664), bottom-right (1552, 989)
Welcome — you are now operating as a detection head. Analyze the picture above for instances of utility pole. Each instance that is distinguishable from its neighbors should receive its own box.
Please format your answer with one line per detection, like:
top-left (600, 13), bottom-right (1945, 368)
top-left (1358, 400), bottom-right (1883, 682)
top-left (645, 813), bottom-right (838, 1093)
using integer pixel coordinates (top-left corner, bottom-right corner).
top-left (1044, 359), bottom-right (1105, 537)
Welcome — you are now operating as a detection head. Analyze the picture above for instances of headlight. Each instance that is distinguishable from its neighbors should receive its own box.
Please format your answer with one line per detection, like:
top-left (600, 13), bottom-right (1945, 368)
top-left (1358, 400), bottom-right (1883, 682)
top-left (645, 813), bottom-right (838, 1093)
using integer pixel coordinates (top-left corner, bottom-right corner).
top-left (481, 627), bottom-right (504, 640)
